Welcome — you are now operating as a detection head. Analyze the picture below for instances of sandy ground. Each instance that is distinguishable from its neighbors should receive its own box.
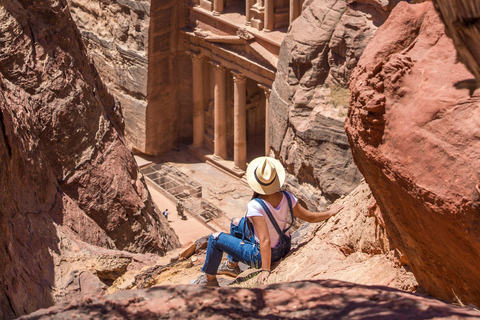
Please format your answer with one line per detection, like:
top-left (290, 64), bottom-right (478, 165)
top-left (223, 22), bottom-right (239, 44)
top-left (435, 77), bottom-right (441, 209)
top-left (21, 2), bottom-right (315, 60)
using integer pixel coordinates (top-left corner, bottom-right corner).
top-left (137, 145), bottom-right (254, 245)
top-left (148, 186), bottom-right (213, 245)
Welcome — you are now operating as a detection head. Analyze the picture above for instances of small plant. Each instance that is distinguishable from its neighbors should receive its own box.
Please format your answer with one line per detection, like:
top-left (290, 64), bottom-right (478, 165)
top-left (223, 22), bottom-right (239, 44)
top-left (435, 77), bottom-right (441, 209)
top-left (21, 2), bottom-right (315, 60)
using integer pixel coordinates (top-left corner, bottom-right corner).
top-left (329, 84), bottom-right (350, 108)
top-left (452, 290), bottom-right (466, 308)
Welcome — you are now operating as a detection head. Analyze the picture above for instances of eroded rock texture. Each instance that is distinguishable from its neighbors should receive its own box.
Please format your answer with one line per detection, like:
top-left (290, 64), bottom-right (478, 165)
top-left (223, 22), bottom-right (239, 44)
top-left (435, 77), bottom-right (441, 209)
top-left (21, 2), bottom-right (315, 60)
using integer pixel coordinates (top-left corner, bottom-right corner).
top-left (66, 0), bottom-right (150, 152)
top-left (270, 0), bottom-right (401, 203)
top-left (271, 182), bottom-right (418, 291)
top-left (0, 1), bottom-right (179, 318)
top-left (346, 1), bottom-right (480, 305)
top-left (67, 0), bottom-right (184, 156)
top-left (19, 281), bottom-right (480, 319)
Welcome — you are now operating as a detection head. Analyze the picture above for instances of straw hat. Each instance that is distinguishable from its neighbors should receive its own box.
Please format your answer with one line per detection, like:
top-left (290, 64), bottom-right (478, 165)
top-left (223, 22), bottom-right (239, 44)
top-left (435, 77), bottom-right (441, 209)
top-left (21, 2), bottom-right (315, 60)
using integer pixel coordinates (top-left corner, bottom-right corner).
top-left (246, 157), bottom-right (286, 195)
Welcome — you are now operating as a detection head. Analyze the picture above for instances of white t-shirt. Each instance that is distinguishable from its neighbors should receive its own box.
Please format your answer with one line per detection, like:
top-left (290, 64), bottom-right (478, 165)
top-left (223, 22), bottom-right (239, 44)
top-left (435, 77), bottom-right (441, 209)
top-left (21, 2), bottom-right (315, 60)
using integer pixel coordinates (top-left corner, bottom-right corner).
top-left (246, 191), bottom-right (297, 247)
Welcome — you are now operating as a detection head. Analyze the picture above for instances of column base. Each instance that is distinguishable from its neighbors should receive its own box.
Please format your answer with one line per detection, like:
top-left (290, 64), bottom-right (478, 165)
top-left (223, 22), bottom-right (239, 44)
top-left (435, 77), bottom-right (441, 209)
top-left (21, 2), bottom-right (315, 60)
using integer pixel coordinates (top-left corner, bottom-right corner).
top-left (212, 154), bottom-right (224, 161)
top-left (206, 155), bottom-right (245, 178)
top-left (233, 165), bottom-right (246, 173)
top-left (263, 28), bottom-right (272, 33)
top-left (212, 10), bottom-right (220, 16)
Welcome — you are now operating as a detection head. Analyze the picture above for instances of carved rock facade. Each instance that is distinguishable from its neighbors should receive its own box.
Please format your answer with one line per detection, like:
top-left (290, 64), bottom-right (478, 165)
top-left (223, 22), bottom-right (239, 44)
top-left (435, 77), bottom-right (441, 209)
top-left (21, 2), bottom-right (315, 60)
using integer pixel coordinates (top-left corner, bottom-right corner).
top-left (346, 1), bottom-right (480, 305)
top-left (0, 1), bottom-right (179, 318)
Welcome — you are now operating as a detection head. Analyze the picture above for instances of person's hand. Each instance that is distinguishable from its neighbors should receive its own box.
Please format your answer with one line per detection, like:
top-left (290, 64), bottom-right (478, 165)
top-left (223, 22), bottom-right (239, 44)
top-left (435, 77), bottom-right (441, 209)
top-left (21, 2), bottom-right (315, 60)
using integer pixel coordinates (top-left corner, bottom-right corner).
top-left (257, 270), bottom-right (270, 285)
top-left (328, 204), bottom-right (344, 217)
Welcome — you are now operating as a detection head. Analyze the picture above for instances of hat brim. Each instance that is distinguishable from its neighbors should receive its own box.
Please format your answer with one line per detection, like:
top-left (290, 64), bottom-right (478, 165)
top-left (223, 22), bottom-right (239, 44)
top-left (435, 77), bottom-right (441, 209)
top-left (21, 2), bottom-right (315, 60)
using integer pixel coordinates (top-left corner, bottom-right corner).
top-left (246, 157), bottom-right (286, 195)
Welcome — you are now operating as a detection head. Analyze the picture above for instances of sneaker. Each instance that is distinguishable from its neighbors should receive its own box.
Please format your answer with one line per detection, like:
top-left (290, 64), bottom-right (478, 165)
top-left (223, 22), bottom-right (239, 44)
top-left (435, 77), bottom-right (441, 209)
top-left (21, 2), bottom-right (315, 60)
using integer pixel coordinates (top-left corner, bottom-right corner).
top-left (217, 261), bottom-right (241, 277)
top-left (189, 274), bottom-right (219, 287)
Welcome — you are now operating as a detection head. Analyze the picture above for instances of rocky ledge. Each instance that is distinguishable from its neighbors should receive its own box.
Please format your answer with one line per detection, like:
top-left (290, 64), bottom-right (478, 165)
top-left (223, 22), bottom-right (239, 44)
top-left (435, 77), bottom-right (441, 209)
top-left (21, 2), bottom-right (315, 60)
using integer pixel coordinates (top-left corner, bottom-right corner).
top-left (19, 280), bottom-right (480, 319)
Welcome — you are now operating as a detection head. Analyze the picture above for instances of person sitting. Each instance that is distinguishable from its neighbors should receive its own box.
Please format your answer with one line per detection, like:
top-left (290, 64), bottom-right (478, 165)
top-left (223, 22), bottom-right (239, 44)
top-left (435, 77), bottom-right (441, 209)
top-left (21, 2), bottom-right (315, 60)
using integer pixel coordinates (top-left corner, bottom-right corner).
top-left (190, 156), bottom-right (344, 286)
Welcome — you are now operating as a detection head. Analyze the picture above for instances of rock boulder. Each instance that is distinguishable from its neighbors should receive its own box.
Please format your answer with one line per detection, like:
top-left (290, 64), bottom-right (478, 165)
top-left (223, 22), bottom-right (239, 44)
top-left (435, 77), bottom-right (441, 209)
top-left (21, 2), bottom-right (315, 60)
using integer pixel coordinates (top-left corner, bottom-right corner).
top-left (346, 1), bottom-right (480, 306)
top-left (19, 280), bottom-right (480, 319)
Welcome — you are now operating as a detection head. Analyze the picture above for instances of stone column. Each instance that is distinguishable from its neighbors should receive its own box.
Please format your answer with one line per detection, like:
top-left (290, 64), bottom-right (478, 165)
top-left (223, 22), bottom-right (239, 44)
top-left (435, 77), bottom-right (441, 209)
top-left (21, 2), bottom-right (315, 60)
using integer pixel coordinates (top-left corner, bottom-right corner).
top-left (213, 0), bottom-right (223, 15)
top-left (259, 84), bottom-right (271, 156)
top-left (245, 0), bottom-right (253, 26)
top-left (289, 0), bottom-right (300, 25)
top-left (190, 52), bottom-right (205, 148)
top-left (232, 72), bottom-right (247, 171)
top-left (211, 61), bottom-right (228, 160)
top-left (264, 0), bottom-right (274, 32)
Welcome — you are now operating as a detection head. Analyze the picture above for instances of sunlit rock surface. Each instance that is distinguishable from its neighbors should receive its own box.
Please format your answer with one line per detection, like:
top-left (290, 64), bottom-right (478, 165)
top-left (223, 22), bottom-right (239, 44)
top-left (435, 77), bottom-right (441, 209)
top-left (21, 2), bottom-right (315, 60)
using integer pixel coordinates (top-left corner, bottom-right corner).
top-left (346, 1), bottom-right (480, 306)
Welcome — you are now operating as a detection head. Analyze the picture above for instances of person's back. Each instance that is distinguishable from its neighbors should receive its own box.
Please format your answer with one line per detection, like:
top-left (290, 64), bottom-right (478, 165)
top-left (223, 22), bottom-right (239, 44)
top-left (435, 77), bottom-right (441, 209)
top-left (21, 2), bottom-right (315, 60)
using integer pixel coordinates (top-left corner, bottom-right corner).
top-left (247, 191), bottom-right (296, 248)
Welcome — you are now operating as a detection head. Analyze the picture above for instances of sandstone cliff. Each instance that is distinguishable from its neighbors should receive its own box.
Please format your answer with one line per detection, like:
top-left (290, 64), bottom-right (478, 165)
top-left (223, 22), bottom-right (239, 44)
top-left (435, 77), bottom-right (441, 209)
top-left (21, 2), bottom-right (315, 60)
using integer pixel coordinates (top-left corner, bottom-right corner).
top-left (270, 0), bottom-right (401, 204)
top-left (67, 0), bottom-right (186, 156)
top-left (0, 0), bottom-right (179, 318)
top-left (346, 1), bottom-right (480, 306)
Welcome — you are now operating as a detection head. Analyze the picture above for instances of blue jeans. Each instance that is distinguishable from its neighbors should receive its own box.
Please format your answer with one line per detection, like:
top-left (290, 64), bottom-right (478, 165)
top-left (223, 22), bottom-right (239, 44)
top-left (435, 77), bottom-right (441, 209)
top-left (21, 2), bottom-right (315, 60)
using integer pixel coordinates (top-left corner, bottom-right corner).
top-left (201, 217), bottom-right (285, 275)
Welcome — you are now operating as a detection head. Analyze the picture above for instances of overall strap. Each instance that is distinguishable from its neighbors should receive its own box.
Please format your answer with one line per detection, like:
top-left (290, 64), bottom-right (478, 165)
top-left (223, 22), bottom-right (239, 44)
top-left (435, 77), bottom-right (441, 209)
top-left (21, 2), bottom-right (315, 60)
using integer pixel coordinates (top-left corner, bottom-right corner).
top-left (254, 198), bottom-right (285, 238)
top-left (281, 191), bottom-right (295, 233)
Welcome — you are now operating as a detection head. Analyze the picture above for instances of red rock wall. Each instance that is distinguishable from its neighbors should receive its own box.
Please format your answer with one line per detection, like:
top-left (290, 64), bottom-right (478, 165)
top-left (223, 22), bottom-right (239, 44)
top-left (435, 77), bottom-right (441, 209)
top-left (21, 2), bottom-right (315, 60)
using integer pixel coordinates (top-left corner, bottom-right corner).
top-left (346, 1), bottom-right (480, 305)
top-left (66, 0), bottom-right (149, 150)
top-left (0, 1), bottom-right (179, 318)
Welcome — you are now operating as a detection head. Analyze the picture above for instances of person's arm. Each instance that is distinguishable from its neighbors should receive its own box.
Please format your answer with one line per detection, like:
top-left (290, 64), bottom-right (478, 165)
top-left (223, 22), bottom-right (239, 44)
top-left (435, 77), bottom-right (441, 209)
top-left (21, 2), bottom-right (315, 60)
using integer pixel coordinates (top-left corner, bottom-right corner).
top-left (250, 215), bottom-right (271, 285)
top-left (292, 202), bottom-right (344, 223)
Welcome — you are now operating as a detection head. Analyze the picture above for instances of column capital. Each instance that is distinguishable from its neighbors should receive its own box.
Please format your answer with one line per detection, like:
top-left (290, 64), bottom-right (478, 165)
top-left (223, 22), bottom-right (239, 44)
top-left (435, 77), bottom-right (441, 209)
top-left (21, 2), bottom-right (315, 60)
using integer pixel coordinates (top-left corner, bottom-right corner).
top-left (258, 84), bottom-right (271, 98)
top-left (231, 71), bottom-right (247, 83)
top-left (209, 60), bottom-right (227, 71)
top-left (186, 51), bottom-right (206, 62)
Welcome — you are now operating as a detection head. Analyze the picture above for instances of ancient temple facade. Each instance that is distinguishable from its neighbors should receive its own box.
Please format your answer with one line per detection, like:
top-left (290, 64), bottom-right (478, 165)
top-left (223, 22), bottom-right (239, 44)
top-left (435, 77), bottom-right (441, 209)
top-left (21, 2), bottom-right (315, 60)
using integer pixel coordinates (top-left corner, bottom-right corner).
top-left (68, 0), bottom-right (303, 176)
top-left (177, 0), bottom-right (303, 174)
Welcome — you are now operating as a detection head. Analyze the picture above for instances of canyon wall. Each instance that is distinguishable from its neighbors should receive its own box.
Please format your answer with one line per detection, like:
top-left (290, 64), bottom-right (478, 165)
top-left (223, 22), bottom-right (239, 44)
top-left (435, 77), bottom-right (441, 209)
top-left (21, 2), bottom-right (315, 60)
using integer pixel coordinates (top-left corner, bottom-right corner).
top-left (67, 0), bottom-right (188, 156)
top-left (270, 0), bottom-right (401, 203)
top-left (0, 0), bottom-right (179, 318)
top-left (346, 1), bottom-right (480, 305)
